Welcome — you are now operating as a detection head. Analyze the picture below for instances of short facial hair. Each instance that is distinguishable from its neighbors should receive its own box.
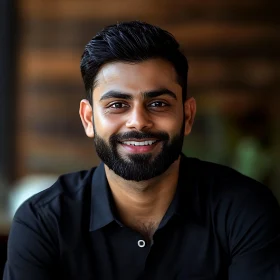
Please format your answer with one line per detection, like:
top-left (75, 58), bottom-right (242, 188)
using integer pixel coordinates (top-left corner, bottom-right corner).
top-left (93, 122), bottom-right (185, 182)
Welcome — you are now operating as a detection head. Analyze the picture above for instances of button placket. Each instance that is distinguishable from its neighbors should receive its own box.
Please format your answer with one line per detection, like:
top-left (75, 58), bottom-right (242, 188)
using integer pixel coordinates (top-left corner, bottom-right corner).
top-left (137, 239), bottom-right (146, 248)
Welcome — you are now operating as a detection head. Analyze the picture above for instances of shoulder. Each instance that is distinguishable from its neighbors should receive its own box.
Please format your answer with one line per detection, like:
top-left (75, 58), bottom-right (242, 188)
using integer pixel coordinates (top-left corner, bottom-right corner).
top-left (182, 155), bottom-right (280, 233)
top-left (12, 167), bottom-right (97, 224)
top-left (185, 156), bottom-right (280, 257)
top-left (184, 156), bottom-right (275, 202)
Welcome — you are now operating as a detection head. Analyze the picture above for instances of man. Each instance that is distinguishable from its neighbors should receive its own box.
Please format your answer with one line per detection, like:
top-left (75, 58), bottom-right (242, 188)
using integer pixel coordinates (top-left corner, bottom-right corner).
top-left (3, 21), bottom-right (280, 280)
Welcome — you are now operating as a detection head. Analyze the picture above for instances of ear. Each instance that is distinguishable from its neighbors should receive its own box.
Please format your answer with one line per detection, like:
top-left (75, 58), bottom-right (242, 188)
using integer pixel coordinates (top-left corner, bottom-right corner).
top-left (183, 97), bottom-right (196, 136)
top-left (79, 99), bottom-right (94, 138)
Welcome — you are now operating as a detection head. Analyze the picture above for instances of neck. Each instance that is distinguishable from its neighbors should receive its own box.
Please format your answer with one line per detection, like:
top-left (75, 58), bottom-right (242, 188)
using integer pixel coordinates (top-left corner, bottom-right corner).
top-left (104, 157), bottom-right (181, 237)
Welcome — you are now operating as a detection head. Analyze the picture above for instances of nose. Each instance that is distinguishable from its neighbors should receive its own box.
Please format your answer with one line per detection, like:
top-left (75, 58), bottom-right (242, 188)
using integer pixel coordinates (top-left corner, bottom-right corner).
top-left (126, 106), bottom-right (153, 131)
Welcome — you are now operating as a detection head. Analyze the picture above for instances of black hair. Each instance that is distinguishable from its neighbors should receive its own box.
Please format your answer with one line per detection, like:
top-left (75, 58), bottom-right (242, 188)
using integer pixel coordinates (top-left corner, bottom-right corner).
top-left (80, 21), bottom-right (189, 104)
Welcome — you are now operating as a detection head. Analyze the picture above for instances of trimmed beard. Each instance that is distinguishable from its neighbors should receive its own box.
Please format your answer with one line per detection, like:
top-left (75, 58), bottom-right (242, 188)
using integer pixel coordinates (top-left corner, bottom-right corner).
top-left (93, 122), bottom-right (185, 182)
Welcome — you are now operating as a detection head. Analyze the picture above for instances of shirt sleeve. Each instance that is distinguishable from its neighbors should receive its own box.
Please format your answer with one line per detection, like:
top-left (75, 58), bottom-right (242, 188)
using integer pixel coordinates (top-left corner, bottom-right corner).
top-left (3, 199), bottom-right (59, 280)
top-left (227, 184), bottom-right (280, 280)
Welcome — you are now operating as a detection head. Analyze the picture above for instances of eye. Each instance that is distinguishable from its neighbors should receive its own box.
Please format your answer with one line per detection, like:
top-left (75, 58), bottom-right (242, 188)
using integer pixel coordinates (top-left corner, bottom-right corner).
top-left (109, 102), bottom-right (128, 109)
top-left (149, 101), bottom-right (168, 107)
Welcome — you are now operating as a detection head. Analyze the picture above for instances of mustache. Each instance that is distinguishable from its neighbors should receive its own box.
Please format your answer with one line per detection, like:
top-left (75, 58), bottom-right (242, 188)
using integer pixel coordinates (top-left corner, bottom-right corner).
top-left (110, 131), bottom-right (169, 142)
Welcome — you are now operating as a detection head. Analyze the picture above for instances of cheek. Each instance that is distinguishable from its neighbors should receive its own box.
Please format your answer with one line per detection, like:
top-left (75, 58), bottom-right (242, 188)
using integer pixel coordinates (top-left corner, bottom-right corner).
top-left (93, 108), bottom-right (124, 137)
top-left (163, 120), bottom-right (183, 136)
top-left (156, 110), bottom-right (184, 133)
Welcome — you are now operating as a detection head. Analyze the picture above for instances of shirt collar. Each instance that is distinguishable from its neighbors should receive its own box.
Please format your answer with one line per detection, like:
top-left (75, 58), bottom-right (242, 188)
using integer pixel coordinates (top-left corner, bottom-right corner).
top-left (175, 154), bottom-right (202, 224)
top-left (89, 162), bottom-right (115, 231)
top-left (158, 154), bottom-right (196, 227)
top-left (89, 154), bottom-right (200, 232)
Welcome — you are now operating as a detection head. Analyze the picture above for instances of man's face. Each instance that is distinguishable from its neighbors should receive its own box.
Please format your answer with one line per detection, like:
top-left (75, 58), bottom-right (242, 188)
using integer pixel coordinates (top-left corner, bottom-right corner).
top-left (80, 58), bottom-right (196, 181)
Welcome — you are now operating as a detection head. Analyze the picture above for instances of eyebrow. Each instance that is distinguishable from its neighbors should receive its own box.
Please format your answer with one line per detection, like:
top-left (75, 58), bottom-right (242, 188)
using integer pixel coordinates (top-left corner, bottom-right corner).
top-left (99, 88), bottom-right (177, 101)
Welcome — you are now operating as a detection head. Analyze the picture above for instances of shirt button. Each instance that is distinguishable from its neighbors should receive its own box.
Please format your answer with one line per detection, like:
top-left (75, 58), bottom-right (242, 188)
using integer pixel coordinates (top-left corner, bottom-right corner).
top-left (138, 240), bottom-right (146, 248)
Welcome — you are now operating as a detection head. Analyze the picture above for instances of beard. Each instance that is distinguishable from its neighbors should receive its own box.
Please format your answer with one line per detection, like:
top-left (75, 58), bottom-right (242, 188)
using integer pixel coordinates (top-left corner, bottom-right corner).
top-left (93, 122), bottom-right (185, 182)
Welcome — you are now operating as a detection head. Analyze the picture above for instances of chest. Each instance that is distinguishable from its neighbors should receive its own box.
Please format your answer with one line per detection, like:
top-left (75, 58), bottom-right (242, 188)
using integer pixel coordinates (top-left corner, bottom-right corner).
top-left (59, 223), bottom-right (228, 280)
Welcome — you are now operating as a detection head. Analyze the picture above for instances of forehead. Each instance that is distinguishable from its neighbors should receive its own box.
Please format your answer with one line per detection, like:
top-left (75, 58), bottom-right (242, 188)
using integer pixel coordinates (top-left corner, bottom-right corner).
top-left (93, 58), bottom-right (181, 99)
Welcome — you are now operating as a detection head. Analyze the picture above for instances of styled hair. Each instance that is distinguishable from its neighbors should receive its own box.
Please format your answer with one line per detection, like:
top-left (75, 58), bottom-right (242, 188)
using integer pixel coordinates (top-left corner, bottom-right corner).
top-left (80, 21), bottom-right (189, 104)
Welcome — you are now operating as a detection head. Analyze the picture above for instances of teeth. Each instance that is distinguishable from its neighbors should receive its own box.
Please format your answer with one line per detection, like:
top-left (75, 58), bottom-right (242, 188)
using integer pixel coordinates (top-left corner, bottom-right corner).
top-left (122, 140), bottom-right (157, 146)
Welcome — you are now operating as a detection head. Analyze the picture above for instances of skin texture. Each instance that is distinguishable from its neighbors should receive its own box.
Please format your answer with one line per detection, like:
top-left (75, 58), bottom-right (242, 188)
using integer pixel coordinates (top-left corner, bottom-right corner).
top-left (79, 58), bottom-right (196, 239)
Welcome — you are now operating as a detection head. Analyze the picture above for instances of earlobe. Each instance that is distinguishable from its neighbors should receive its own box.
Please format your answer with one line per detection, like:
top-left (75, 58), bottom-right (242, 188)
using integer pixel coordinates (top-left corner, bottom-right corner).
top-left (184, 97), bottom-right (196, 136)
top-left (79, 99), bottom-right (95, 138)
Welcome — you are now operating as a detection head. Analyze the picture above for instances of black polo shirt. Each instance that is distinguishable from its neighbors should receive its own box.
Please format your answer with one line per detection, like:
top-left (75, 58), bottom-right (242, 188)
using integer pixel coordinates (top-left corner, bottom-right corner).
top-left (3, 155), bottom-right (280, 280)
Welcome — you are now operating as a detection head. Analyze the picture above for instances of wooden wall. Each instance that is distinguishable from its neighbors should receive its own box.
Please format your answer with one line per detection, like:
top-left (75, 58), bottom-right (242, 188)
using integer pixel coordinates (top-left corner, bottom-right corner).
top-left (15, 0), bottom-right (279, 194)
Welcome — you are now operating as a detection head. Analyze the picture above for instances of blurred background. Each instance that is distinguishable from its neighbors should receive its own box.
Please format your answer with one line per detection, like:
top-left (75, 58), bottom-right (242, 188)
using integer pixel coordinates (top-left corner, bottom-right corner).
top-left (0, 0), bottom-right (279, 272)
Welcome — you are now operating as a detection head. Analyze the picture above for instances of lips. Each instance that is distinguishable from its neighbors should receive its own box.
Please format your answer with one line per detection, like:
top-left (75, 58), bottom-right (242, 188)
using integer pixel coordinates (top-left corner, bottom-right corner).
top-left (121, 140), bottom-right (157, 146)
top-left (119, 139), bottom-right (160, 154)
top-left (111, 131), bottom-right (167, 154)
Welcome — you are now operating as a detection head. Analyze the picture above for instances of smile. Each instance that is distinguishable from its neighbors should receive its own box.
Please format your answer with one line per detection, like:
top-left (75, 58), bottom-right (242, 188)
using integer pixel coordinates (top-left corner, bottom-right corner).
top-left (122, 140), bottom-right (157, 146)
